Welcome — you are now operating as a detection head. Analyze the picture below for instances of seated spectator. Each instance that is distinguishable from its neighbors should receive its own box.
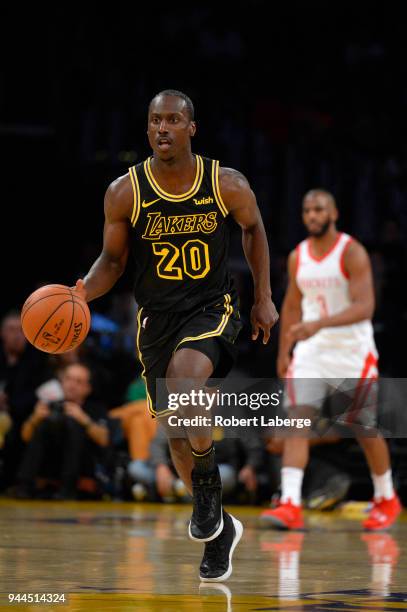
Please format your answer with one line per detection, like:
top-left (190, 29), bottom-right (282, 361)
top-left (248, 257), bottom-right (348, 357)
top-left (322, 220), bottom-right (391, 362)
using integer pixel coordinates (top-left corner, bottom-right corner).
top-left (109, 377), bottom-right (157, 469)
top-left (0, 311), bottom-right (49, 489)
top-left (129, 425), bottom-right (190, 502)
top-left (213, 428), bottom-right (264, 502)
top-left (46, 344), bottom-right (112, 405)
top-left (109, 400), bottom-right (157, 482)
top-left (129, 422), bottom-right (265, 503)
top-left (210, 400), bottom-right (268, 502)
top-left (15, 363), bottom-right (109, 499)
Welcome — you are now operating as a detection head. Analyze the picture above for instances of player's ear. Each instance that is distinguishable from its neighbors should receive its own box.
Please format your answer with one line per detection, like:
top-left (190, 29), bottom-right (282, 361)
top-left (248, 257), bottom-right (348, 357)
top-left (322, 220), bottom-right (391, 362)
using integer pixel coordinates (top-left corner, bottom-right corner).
top-left (332, 207), bottom-right (339, 223)
top-left (189, 121), bottom-right (196, 138)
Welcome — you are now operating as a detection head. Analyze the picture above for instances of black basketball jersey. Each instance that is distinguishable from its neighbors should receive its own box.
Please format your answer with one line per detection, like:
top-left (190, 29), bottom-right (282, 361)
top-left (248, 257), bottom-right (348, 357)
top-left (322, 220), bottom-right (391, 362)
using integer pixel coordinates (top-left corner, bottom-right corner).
top-left (127, 154), bottom-right (235, 311)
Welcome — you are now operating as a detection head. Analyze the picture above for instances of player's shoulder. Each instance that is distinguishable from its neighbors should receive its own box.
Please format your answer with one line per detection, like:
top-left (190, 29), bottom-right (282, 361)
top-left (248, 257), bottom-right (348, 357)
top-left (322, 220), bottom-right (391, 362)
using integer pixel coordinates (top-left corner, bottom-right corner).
top-left (287, 248), bottom-right (298, 270)
top-left (104, 172), bottom-right (133, 218)
top-left (342, 234), bottom-right (368, 257)
top-left (288, 247), bottom-right (298, 261)
top-left (290, 239), bottom-right (307, 260)
top-left (341, 234), bottom-right (371, 273)
top-left (218, 166), bottom-right (251, 192)
top-left (107, 171), bottom-right (133, 199)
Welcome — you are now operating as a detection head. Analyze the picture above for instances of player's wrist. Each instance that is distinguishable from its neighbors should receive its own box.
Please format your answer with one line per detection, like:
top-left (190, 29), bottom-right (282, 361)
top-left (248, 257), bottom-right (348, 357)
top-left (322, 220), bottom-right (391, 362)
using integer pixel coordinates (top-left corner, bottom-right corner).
top-left (71, 278), bottom-right (89, 302)
top-left (254, 288), bottom-right (272, 302)
top-left (81, 279), bottom-right (90, 301)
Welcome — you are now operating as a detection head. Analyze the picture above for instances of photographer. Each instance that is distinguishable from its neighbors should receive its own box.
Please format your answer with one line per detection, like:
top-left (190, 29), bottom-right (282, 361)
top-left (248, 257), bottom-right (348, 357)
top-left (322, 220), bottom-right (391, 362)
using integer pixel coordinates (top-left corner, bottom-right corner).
top-left (16, 363), bottom-right (109, 499)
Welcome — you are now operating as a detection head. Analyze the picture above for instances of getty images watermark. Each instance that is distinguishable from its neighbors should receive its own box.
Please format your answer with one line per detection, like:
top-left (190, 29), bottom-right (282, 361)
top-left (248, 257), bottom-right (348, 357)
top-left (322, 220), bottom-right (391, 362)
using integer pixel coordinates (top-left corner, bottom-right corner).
top-left (165, 389), bottom-right (311, 429)
top-left (156, 377), bottom-right (407, 438)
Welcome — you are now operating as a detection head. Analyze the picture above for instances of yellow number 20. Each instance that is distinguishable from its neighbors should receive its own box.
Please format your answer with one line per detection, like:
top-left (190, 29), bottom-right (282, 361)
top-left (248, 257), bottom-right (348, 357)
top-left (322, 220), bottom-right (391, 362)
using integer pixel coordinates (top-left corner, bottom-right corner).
top-left (152, 239), bottom-right (210, 280)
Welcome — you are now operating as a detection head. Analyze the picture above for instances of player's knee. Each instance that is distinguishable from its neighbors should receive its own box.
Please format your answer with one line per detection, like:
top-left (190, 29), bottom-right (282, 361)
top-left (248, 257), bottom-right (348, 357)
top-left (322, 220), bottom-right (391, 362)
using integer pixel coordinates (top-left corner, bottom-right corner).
top-left (166, 347), bottom-right (213, 381)
top-left (166, 353), bottom-right (212, 415)
top-left (165, 373), bottom-right (188, 397)
top-left (165, 371), bottom-right (200, 412)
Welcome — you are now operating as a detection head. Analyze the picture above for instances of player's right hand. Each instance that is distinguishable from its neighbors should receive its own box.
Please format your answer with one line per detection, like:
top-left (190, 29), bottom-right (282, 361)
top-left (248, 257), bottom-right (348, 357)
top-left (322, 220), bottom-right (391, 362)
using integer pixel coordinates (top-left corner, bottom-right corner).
top-left (71, 279), bottom-right (88, 301)
top-left (277, 353), bottom-right (290, 379)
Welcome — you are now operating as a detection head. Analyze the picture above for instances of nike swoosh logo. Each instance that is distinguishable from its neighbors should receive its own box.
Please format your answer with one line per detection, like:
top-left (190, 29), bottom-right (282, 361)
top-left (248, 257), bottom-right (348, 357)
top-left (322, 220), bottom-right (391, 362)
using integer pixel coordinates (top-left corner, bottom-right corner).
top-left (142, 198), bottom-right (161, 208)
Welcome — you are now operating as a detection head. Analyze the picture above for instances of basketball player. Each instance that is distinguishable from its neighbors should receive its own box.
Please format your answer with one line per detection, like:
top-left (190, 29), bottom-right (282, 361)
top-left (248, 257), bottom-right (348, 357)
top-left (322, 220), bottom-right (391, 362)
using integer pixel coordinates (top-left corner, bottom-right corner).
top-left (73, 90), bottom-right (279, 580)
top-left (260, 189), bottom-right (401, 530)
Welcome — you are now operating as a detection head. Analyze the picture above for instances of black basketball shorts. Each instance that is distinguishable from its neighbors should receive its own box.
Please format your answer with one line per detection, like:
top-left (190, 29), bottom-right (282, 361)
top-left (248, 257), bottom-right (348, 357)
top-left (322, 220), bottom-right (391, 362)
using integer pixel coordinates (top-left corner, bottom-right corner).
top-left (136, 292), bottom-right (243, 417)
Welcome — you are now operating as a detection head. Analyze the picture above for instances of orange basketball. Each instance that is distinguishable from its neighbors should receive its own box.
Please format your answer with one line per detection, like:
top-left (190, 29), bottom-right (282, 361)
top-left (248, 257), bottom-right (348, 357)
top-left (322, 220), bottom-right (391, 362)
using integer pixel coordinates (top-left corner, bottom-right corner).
top-left (21, 284), bottom-right (91, 354)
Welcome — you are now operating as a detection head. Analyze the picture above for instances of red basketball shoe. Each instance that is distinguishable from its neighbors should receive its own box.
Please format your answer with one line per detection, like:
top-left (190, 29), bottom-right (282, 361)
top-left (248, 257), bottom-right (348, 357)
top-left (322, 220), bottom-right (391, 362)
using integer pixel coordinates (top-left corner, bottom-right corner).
top-left (260, 499), bottom-right (304, 530)
top-left (362, 495), bottom-right (402, 531)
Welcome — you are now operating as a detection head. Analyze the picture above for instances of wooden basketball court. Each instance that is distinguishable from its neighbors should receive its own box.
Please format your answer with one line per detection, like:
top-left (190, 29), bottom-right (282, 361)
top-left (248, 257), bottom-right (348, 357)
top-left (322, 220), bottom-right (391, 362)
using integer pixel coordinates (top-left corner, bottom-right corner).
top-left (0, 499), bottom-right (406, 611)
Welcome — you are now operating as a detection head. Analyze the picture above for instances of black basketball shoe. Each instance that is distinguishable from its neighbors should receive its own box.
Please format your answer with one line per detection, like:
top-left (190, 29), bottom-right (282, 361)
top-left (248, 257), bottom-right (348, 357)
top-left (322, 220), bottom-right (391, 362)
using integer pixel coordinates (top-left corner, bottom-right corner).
top-left (199, 511), bottom-right (243, 582)
top-left (188, 466), bottom-right (223, 542)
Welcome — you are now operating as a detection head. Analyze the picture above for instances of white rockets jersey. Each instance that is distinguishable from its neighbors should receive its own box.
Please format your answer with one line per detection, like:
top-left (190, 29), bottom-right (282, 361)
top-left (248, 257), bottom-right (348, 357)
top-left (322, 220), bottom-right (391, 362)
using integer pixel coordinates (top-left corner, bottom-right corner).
top-left (295, 232), bottom-right (377, 351)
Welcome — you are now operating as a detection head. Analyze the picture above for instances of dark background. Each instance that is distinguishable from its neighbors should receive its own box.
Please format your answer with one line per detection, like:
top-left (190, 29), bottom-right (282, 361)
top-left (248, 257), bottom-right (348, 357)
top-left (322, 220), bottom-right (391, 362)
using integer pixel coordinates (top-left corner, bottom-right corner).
top-left (2, 2), bottom-right (406, 376)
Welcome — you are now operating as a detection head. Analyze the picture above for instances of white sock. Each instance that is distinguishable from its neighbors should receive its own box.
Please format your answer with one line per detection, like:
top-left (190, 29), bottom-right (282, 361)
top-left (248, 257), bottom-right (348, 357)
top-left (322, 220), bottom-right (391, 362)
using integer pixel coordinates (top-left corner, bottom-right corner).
top-left (281, 467), bottom-right (304, 506)
top-left (372, 469), bottom-right (394, 501)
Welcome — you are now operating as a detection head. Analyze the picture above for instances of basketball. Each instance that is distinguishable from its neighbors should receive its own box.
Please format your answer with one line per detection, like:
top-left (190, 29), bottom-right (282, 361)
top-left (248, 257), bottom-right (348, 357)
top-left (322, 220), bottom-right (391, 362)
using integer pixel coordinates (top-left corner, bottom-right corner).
top-left (21, 284), bottom-right (91, 354)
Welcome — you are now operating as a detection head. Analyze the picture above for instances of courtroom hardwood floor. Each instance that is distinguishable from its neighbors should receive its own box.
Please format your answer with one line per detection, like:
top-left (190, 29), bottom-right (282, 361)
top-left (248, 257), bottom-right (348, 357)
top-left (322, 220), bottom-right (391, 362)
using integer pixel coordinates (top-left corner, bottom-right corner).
top-left (0, 499), bottom-right (406, 611)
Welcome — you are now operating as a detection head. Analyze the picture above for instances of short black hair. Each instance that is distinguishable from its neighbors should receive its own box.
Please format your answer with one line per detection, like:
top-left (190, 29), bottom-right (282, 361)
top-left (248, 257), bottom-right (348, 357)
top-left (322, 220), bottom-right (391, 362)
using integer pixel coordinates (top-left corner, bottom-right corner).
top-left (304, 188), bottom-right (337, 209)
top-left (149, 89), bottom-right (195, 121)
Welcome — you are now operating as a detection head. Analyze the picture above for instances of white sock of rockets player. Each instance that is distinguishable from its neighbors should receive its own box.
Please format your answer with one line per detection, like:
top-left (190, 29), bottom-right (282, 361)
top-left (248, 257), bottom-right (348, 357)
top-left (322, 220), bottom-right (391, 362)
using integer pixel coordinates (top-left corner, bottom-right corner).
top-left (281, 467), bottom-right (304, 506)
top-left (371, 469), bottom-right (394, 501)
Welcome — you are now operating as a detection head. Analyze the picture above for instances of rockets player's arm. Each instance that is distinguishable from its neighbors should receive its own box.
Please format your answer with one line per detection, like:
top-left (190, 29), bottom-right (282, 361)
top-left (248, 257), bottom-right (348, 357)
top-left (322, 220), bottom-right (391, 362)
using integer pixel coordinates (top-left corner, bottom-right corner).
top-left (289, 241), bottom-right (375, 341)
top-left (72, 175), bottom-right (132, 302)
top-left (319, 240), bottom-right (375, 326)
top-left (219, 167), bottom-right (279, 344)
top-left (277, 249), bottom-right (303, 378)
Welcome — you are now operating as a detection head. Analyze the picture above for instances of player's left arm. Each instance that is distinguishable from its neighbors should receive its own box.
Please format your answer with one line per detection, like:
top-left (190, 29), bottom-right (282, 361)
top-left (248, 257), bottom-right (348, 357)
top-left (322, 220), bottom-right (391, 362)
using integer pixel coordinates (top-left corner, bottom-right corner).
top-left (219, 167), bottom-right (279, 344)
top-left (289, 241), bottom-right (375, 341)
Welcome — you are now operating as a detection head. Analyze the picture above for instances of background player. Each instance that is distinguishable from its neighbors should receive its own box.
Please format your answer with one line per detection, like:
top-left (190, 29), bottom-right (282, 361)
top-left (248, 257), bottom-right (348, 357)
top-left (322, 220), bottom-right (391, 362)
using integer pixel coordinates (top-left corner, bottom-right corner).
top-left (73, 90), bottom-right (279, 580)
top-left (261, 189), bottom-right (401, 530)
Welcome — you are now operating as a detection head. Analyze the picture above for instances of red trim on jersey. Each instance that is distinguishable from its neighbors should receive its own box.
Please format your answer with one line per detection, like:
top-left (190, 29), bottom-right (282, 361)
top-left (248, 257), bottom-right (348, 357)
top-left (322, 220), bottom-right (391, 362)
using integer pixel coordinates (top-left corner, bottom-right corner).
top-left (360, 351), bottom-right (378, 379)
top-left (307, 232), bottom-right (343, 263)
top-left (345, 376), bottom-right (377, 425)
top-left (339, 238), bottom-right (353, 279)
top-left (344, 351), bottom-right (378, 425)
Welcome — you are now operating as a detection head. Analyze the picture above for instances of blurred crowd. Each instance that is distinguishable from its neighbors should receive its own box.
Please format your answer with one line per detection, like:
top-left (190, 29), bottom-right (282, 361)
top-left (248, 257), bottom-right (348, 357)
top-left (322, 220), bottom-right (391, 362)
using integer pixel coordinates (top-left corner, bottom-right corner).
top-left (1, 299), bottom-right (407, 509)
